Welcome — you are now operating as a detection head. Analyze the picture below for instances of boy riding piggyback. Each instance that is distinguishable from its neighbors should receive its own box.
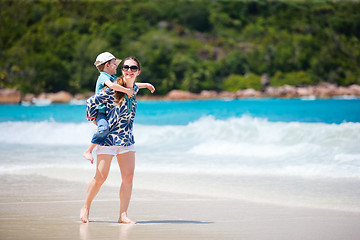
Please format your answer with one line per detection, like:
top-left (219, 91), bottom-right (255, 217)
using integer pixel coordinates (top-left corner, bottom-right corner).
top-left (83, 52), bottom-right (134, 163)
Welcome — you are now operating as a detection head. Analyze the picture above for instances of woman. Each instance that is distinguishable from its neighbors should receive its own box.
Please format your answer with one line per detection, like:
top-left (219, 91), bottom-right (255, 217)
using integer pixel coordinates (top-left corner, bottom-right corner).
top-left (80, 57), bottom-right (155, 224)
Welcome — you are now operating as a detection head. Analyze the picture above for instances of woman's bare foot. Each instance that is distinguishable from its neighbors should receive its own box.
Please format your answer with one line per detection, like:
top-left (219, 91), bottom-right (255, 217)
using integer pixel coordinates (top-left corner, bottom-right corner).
top-left (118, 212), bottom-right (136, 224)
top-left (80, 207), bottom-right (89, 223)
top-left (82, 151), bottom-right (94, 164)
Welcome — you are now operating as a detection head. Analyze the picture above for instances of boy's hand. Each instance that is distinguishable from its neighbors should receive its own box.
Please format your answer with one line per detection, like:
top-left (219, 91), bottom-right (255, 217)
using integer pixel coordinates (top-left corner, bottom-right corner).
top-left (147, 83), bottom-right (155, 93)
top-left (125, 88), bottom-right (134, 98)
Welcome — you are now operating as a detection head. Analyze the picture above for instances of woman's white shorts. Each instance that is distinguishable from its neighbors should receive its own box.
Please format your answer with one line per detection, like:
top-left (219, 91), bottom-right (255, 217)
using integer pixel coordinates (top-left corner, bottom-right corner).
top-left (96, 145), bottom-right (135, 156)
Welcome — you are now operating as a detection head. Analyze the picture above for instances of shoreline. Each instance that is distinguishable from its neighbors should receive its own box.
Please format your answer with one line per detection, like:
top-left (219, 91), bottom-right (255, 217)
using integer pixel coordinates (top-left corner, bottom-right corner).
top-left (1, 83), bottom-right (360, 104)
top-left (1, 174), bottom-right (360, 240)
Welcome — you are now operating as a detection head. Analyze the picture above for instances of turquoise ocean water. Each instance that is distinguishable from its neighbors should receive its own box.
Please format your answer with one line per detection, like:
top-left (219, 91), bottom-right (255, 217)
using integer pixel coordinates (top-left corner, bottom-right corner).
top-left (1, 98), bottom-right (360, 212)
top-left (1, 98), bottom-right (359, 124)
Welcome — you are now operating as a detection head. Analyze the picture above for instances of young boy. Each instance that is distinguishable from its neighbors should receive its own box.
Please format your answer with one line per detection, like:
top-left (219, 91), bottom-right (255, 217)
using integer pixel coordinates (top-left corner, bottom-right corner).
top-left (83, 52), bottom-right (134, 163)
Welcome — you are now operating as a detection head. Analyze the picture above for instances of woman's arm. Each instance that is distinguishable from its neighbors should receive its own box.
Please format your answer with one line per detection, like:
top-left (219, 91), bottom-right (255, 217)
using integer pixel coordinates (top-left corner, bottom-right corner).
top-left (137, 83), bottom-right (155, 93)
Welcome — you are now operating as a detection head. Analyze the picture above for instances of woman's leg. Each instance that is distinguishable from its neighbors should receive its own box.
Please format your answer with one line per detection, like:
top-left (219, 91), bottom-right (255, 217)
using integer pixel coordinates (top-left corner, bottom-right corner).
top-left (116, 151), bottom-right (136, 224)
top-left (80, 154), bottom-right (113, 223)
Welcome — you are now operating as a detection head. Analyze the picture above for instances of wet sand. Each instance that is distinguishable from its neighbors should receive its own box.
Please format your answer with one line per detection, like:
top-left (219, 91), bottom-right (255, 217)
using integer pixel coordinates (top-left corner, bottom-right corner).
top-left (0, 174), bottom-right (359, 240)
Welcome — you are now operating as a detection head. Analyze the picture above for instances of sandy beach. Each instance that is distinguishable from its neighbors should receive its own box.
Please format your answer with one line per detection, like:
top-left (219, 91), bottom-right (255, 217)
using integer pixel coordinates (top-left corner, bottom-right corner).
top-left (0, 174), bottom-right (359, 240)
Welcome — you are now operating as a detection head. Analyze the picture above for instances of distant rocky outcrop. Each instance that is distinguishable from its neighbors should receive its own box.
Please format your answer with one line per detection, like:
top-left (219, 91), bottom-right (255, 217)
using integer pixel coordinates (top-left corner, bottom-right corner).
top-left (37, 91), bottom-right (72, 103)
top-left (23, 93), bottom-right (35, 102)
top-left (0, 84), bottom-right (359, 104)
top-left (0, 88), bottom-right (21, 103)
top-left (164, 90), bottom-right (199, 100)
top-left (164, 84), bottom-right (360, 100)
top-left (0, 89), bottom-right (93, 104)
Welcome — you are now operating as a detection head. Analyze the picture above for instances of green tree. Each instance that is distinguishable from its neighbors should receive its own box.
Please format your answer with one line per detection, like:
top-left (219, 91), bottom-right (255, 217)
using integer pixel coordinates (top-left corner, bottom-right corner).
top-left (223, 73), bottom-right (262, 92)
top-left (1, 0), bottom-right (360, 95)
top-left (271, 71), bottom-right (313, 86)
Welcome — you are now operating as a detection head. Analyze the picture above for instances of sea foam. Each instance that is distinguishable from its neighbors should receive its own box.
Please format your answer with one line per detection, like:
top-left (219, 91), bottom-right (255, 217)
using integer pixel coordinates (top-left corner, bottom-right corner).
top-left (1, 116), bottom-right (359, 211)
top-left (1, 116), bottom-right (359, 179)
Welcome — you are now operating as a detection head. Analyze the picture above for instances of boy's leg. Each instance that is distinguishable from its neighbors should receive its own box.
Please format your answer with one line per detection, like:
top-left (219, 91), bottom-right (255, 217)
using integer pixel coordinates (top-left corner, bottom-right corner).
top-left (93, 113), bottom-right (109, 142)
top-left (83, 113), bottom-right (109, 163)
top-left (83, 143), bottom-right (96, 164)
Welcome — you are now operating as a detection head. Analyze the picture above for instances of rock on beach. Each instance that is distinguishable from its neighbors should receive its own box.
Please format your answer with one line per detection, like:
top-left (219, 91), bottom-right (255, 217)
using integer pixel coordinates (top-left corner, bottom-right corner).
top-left (164, 84), bottom-right (360, 100)
top-left (1, 84), bottom-right (360, 104)
top-left (164, 90), bottom-right (199, 100)
top-left (46, 91), bottom-right (72, 103)
top-left (0, 88), bottom-right (21, 104)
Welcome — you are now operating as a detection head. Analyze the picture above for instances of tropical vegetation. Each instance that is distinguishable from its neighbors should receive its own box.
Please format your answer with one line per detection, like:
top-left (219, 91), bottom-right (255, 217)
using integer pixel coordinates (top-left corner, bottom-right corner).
top-left (1, 0), bottom-right (359, 95)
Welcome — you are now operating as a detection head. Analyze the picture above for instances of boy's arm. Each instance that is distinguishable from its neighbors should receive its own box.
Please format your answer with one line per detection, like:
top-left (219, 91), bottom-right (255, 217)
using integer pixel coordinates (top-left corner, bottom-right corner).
top-left (137, 83), bottom-right (155, 93)
top-left (104, 80), bottom-right (134, 98)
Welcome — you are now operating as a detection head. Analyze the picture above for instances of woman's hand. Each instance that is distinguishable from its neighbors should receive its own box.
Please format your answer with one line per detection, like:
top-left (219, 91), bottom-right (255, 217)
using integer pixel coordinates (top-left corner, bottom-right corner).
top-left (125, 88), bottom-right (135, 98)
top-left (147, 83), bottom-right (155, 93)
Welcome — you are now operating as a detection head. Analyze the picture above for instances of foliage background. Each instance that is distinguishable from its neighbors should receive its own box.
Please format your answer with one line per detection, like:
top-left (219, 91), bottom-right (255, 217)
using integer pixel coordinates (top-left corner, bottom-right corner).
top-left (1, 0), bottom-right (359, 95)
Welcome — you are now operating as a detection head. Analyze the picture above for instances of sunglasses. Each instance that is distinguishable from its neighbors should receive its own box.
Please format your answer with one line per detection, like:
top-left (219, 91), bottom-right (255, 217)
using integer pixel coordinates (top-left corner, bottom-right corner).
top-left (122, 65), bottom-right (139, 72)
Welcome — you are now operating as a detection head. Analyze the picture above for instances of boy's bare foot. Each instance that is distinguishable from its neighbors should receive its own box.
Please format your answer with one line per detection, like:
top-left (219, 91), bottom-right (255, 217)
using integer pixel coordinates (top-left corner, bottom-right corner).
top-left (118, 212), bottom-right (136, 224)
top-left (82, 151), bottom-right (94, 164)
top-left (80, 207), bottom-right (89, 223)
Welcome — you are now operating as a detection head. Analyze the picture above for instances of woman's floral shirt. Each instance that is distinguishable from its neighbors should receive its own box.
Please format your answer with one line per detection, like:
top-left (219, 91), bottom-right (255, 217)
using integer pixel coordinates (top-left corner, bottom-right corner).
top-left (86, 84), bottom-right (139, 146)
